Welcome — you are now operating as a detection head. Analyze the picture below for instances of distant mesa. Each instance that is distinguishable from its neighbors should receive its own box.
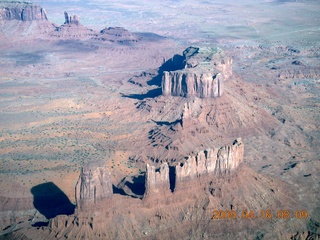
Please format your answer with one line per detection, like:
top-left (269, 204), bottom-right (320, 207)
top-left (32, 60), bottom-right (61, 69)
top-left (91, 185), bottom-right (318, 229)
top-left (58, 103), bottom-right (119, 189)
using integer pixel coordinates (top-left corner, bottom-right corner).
top-left (0, 1), bottom-right (149, 43)
top-left (95, 26), bottom-right (141, 43)
top-left (161, 46), bottom-right (233, 98)
top-left (0, 1), bottom-right (48, 21)
top-left (0, 1), bottom-right (56, 36)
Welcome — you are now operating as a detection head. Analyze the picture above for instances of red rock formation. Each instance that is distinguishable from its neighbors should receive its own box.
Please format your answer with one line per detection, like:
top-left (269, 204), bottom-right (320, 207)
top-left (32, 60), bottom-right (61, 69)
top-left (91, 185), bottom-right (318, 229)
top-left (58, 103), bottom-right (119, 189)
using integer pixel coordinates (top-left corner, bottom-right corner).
top-left (162, 71), bottom-right (223, 98)
top-left (175, 138), bottom-right (243, 190)
top-left (162, 46), bottom-right (232, 98)
top-left (75, 166), bottom-right (113, 210)
top-left (144, 163), bottom-right (170, 197)
top-left (0, 2), bottom-right (48, 21)
top-left (143, 139), bottom-right (244, 196)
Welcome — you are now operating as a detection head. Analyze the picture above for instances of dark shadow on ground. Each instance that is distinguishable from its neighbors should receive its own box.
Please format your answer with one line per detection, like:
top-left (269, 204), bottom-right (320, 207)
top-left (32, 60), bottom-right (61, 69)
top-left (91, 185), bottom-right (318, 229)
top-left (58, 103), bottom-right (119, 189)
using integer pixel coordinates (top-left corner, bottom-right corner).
top-left (169, 166), bottom-right (176, 193)
top-left (147, 54), bottom-right (185, 86)
top-left (112, 184), bottom-right (126, 196)
top-left (151, 119), bottom-right (182, 126)
top-left (122, 53), bottom-right (185, 100)
top-left (114, 174), bottom-right (145, 199)
top-left (126, 175), bottom-right (145, 196)
top-left (32, 221), bottom-right (49, 227)
top-left (31, 182), bottom-right (75, 219)
top-left (121, 87), bottom-right (162, 100)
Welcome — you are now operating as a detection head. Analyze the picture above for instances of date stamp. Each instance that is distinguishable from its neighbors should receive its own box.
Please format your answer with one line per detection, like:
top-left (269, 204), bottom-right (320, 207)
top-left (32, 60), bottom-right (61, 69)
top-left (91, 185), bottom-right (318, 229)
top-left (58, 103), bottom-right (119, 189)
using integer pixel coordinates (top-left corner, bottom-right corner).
top-left (211, 209), bottom-right (309, 220)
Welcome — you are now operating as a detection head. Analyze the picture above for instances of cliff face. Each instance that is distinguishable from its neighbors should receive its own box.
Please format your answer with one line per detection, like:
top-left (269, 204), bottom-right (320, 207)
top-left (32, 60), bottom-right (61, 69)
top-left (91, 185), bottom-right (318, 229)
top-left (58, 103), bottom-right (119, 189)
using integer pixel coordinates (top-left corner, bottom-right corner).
top-left (175, 138), bottom-right (243, 187)
top-left (161, 46), bottom-right (232, 98)
top-left (144, 138), bottom-right (244, 195)
top-left (0, 2), bottom-right (48, 21)
top-left (162, 71), bottom-right (223, 98)
top-left (144, 163), bottom-right (170, 197)
top-left (75, 166), bottom-right (113, 210)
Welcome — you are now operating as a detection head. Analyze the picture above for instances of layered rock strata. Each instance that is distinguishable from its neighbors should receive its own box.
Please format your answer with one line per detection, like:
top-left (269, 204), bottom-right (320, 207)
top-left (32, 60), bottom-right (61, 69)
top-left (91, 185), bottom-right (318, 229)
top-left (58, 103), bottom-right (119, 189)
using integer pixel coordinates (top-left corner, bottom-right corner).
top-left (176, 138), bottom-right (243, 181)
top-left (0, 2), bottom-right (48, 21)
top-left (162, 71), bottom-right (223, 98)
top-left (75, 166), bottom-right (113, 210)
top-left (144, 138), bottom-right (244, 195)
top-left (162, 46), bottom-right (232, 98)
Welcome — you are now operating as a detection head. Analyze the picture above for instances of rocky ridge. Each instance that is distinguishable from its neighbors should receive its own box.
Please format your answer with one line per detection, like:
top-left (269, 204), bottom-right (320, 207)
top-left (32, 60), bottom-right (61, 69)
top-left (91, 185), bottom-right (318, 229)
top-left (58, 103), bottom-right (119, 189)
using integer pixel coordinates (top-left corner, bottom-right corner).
top-left (72, 139), bottom-right (244, 205)
top-left (43, 164), bottom-right (308, 240)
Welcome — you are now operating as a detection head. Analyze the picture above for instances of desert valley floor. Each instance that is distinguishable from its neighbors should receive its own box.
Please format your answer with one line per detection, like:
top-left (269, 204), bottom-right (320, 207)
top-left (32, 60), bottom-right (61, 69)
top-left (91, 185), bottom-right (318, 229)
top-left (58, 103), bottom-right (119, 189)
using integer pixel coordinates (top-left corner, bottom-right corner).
top-left (0, 0), bottom-right (319, 239)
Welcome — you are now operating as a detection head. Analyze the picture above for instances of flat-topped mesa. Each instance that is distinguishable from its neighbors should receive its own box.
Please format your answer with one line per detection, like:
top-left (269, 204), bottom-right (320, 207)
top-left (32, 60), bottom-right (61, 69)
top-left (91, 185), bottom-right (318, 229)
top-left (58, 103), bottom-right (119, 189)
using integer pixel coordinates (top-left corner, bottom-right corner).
top-left (0, 2), bottom-right (48, 21)
top-left (75, 166), bottom-right (113, 210)
top-left (144, 163), bottom-right (170, 198)
top-left (97, 27), bottom-right (141, 43)
top-left (161, 46), bottom-right (232, 98)
top-left (64, 11), bottom-right (80, 25)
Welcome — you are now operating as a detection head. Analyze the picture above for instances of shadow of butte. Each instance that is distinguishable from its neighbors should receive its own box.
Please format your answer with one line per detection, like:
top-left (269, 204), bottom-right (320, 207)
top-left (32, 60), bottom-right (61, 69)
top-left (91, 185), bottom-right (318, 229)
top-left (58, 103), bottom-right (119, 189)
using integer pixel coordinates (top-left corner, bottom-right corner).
top-left (31, 182), bottom-right (75, 219)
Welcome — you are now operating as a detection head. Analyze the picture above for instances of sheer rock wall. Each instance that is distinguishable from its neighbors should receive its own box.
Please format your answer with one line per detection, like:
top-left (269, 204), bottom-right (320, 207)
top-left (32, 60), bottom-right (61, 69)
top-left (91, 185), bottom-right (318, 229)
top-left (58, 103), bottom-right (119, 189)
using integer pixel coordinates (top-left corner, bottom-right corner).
top-left (162, 46), bottom-right (232, 98)
top-left (144, 163), bottom-right (170, 197)
top-left (162, 71), bottom-right (223, 98)
top-left (0, 3), bottom-right (48, 21)
top-left (144, 138), bottom-right (244, 195)
top-left (175, 138), bottom-right (243, 184)
top-left (75, 166), bottom-right (113, 210)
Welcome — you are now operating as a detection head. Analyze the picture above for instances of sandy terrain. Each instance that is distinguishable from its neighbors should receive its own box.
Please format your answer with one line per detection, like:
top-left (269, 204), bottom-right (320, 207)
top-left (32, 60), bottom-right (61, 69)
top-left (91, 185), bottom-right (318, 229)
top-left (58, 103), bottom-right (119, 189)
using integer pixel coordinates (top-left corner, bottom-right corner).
top-left (0, 0), bottom-right (319, 239)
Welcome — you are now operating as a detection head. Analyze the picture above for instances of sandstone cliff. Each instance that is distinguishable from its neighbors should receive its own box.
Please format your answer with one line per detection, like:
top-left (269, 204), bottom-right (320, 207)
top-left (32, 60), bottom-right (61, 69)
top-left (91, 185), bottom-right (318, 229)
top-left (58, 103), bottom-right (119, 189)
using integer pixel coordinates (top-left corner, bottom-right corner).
top-left (0, 2), bottom-right (48, 21)
top-left (144, 138), bottom-right (244, 195)
top-left (175, 138), bottom-right (243, 187)
top-left (161, 46), bottom-right (232, 98)
top-left (75, 166), bottom-right (113, 210)
top-left (144, 163), bottom-right (170, 197)
top-left (162, 70), bottom-right (223, 98)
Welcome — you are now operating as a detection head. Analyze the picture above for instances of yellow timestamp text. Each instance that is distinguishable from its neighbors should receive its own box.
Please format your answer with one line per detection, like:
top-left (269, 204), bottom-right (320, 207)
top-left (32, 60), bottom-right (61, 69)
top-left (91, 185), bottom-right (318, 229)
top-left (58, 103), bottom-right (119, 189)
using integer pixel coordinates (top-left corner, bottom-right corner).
top-left (211, 209), bottom-right (309, 220)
